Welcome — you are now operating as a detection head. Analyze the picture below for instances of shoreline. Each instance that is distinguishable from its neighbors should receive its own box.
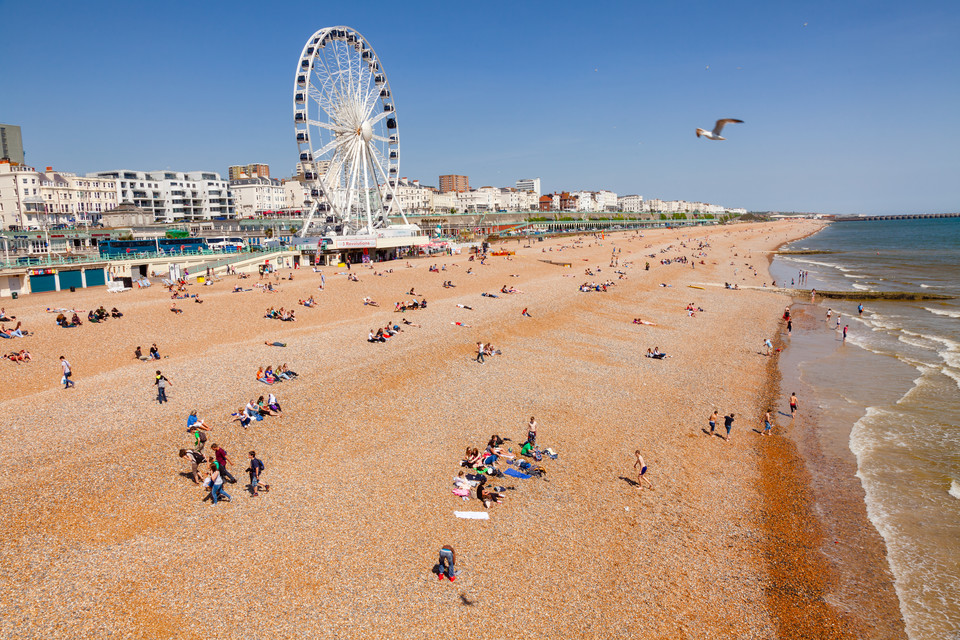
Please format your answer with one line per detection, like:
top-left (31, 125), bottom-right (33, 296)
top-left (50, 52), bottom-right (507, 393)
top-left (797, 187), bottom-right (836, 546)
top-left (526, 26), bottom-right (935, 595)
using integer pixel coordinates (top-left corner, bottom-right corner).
top-left (768, 228), bottom-right (907, 638)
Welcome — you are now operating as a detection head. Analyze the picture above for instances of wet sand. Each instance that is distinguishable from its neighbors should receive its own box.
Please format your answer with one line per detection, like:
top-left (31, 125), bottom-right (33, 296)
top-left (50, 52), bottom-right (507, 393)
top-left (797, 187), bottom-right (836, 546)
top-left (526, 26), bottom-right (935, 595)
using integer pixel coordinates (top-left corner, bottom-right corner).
top-left (0, 220), bottom-right (904, 638)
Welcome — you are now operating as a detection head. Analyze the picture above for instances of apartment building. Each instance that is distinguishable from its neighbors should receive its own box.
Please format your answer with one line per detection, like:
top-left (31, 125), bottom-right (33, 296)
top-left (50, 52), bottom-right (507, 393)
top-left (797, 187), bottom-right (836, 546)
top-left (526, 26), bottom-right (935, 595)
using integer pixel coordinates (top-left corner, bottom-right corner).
top-left (515, 177), bottom-right (541, 197)
top-left (230, 177), bottom-right (287, 217)
top-left (228, 163), bottom-right (270, 180)
top-left (0, 124), bottom-right (24, 165)
top-left (88, 170), bottom-right (233, 222)
top-left (439, 174), bottom-right (469, 193)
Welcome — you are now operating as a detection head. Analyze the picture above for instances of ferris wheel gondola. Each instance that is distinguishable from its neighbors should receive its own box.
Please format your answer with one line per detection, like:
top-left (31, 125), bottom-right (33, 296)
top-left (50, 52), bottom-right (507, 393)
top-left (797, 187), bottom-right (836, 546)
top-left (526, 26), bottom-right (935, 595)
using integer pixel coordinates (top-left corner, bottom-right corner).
top-left (293, 26), bottom-right (408, 237)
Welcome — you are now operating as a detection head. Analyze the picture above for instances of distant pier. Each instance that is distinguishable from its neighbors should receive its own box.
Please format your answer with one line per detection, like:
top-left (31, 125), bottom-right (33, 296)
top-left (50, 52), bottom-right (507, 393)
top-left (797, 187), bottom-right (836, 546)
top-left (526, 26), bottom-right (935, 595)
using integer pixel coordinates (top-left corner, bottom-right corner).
top-left (836, 213), bottom-right (960, 222)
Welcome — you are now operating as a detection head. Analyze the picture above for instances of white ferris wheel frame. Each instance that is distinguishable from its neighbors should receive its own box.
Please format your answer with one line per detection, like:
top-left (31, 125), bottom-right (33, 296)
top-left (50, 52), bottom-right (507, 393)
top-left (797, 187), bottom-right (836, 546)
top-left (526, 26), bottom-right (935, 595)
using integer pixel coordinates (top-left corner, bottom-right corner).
top-left (293, 26), bottom-right (408, 238)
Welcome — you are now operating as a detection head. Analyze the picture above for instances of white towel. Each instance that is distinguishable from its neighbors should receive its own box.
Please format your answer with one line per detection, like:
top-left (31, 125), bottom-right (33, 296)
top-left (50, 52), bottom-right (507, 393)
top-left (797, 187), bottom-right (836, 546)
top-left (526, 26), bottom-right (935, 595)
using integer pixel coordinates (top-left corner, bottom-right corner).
top-left (454, 511), bottom-right (489, 520)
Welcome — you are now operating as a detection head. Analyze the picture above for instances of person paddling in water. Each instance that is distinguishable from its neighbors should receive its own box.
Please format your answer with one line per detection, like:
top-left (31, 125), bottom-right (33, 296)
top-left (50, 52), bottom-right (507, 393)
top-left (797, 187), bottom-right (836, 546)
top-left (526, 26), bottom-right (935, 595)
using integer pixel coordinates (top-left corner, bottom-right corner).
top-left (633, 450), bottom-right (654, 490)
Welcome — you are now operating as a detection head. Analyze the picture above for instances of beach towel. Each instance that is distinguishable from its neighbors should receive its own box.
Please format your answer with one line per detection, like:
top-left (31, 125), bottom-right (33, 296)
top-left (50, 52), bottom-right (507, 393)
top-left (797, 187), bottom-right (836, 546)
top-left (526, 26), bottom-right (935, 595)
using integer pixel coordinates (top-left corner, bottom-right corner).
top-left (504, 468), bottom-right (532, 479)
top-left (454, 511), bottom-right (489, 520)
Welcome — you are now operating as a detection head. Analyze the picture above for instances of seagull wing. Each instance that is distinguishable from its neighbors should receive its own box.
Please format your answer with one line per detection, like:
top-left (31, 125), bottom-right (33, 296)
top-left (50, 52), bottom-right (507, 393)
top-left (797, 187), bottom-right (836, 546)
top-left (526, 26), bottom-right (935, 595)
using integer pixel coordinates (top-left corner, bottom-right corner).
top-left (712, 119), bottom-right (744, 136)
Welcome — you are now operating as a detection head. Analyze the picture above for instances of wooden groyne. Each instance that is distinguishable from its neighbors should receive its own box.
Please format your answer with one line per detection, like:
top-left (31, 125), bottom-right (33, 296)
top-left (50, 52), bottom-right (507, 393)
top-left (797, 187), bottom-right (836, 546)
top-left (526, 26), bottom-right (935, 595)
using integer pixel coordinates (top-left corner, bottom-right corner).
top-left (539, 259), bottom-right (572, 267)
top-left (781, 289), bottom-right (953, 301)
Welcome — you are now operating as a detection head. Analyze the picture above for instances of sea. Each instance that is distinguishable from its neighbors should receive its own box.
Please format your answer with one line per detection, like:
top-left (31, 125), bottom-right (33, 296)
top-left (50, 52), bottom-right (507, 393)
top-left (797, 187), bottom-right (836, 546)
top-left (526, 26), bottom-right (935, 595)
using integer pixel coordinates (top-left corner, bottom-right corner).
top-left (770, 217), bottom-right (960, 640)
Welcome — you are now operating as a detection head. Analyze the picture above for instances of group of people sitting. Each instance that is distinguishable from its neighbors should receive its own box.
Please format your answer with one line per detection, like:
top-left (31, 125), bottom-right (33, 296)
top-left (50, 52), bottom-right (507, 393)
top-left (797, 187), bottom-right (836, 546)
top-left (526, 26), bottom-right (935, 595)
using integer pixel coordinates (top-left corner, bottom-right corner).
top-left (724, 282), bottom-right (741, 290)
top-left (298, 296), bottom-right (316, 307)
top-left (455, 428), bottom-right (554, 508)
top-left (368, 322), bottom-right (404, 343)
top-left (394, 299), bottom-right (427, 312)
top-left (231, 393), bottom-right (284, 428)
top-left (579, 281), bottom-right (614, 292)
top-left (87, 306), bottom-right (123, 323)
top-left (428, 264), bottom-right (448, 273)
top-left (2, 349), bottom-right (31, 363)
top-left (256, 364), bottom-right (297, 384)
top-left (442, 281), bottom-right (456, 288)
top-left (685, 303), bottom-right (704, 317)
top-left (0, 322), bottom-right (31, 338)
top-left (56, 312), bottom-right (83, 328)
top-left (500, 285), bottom-right (524, 294)
top-left (264, 307), bottom-right (296, 321)
top-left (135, 344), bottom-right (163, 361)
top-left (645, 347), bottom-right (668, 359)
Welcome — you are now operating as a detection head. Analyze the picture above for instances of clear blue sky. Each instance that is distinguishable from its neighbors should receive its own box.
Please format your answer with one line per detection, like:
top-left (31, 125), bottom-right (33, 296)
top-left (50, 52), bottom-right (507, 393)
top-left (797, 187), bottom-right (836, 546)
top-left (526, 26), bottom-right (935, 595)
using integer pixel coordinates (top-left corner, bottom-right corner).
top-left (2, 0), bottom-right (958, 214)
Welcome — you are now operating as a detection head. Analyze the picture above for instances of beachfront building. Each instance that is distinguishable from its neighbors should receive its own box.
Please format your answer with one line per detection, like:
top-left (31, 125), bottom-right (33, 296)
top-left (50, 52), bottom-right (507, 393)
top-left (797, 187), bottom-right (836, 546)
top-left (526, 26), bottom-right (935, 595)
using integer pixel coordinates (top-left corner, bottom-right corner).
top-left (0, 124), bottom-right (25, 165)
top-left (88, 170), bottom-right (233, 223)
top-left (515, 177), bottom-right (541, 197)
top-left (0, 161), bottom-right (40, 229)
top-left (618, 194), bottom-right (644, 212)
top-left (439, 174), bottom-right (469, 193)
top-left (228, 163), bottom-right (270, 180)
top-left (38, 169), bottom-right (119, 227)
top-left (230, 177), bottom-right (287, 218)
top-left (0, 162), bottom-right (119, 229)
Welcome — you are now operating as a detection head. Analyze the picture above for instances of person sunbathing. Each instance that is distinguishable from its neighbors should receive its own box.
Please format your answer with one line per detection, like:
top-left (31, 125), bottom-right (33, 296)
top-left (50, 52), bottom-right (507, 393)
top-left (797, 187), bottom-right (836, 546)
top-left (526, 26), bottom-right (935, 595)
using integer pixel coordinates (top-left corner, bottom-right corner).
top-left (111, 307), bottom-right (123, 318)
top-left (263, 366), bottom-right (279, 383)
top-left (401, 318), bottom-right (421, 328)
top-left (278, 363), bottom-right (298, 378)
top-left (362, 297), bottom-right (379, 306)
top-left (0, 309), bottom-right (14, 322)
top-left (170, 304), bottom-right (183, 314)
top-left (633, 318), bottom-right (656, 325)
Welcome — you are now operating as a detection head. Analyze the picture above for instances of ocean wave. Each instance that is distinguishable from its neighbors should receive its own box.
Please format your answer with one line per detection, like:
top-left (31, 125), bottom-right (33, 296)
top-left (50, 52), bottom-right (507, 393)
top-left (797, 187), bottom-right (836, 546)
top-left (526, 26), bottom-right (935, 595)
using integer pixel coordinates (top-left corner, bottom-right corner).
top-left (843, 274), bottom-right (870, 279)
top-left (786, 258), bottom-right (853, 273)
top-left (950, 479), bottom-right (960, 501)
top-left (851, 283), bottom-right (871, 291)
top-left (924, 307), bottom-right (960, 319)
top-left (919, 284), bottom-right (931, 288)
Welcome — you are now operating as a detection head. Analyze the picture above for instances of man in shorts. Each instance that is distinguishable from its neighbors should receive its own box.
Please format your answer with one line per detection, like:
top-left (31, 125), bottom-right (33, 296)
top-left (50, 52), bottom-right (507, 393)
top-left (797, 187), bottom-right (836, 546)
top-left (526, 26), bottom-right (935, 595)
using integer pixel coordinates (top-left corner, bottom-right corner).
top-left (723, 413), bottom-right (735, 442)
top-left (708, 409), bottom-right (719, 435)
top-left (789, 393), bottom-right (799, 418)
top-left (247, 451), bottom-right (270, 497)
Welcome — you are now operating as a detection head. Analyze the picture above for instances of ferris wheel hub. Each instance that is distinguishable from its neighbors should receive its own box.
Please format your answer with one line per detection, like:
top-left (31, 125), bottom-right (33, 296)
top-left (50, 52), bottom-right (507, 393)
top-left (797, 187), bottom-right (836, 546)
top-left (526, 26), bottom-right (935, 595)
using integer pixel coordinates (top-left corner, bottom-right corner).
top-left (360, 121), bottom-right (373, 142)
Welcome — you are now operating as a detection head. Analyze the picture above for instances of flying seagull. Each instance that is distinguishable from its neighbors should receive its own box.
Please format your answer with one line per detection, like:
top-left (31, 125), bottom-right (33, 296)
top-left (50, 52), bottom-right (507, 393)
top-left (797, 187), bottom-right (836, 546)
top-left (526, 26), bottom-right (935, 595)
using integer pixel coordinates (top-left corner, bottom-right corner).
top-left (696, 118), bottom-right (744, 140)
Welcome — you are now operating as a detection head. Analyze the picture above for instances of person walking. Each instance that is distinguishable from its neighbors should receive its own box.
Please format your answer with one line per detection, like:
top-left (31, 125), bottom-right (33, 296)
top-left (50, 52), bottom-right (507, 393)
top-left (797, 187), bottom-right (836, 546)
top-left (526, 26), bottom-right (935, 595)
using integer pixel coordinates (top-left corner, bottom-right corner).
top-left (205, 461), bottom-right (231, 505)
top-left (858, 303), bottom-right (864, 316)
top-left (475, 342), bottom-right (485, 364)
top-left (247, 451), bottom-right (270, 497)
top-left (786, 319), bottom-right (793, 336)
top-left (633, 450), bottom-right (654, 490)
top-left (763, 338), bottom-right (774, 356)
top-left (211, 444), bottom-right (237, 484)
top-left (155, 370), bottom-right (171, 404)
top-left (723, 413), bottom-right (735, 442)
top-left (708, 409), bottom-right (719, 436)
top-left (437, 545), bottom-right (457, 582)
top-left (789, 393), bottom-right (799, 418)
top-left (521, 308), bottom-right (531, 317)
top-left (762, 410), bottom-right (773, 436)
top-left (59, 356), bottom-right (75, 388)
top-left (843, 325), bottom-right (849, 342)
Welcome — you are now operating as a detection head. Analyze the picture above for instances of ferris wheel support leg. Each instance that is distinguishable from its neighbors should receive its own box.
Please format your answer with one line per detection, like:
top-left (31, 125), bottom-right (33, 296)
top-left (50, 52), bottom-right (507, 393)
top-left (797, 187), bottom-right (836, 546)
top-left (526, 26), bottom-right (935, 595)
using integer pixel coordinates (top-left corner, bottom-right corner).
top-left (361, 145), bottom-right (375, 233)
top-left (299, 200), bottom-right (320, 238)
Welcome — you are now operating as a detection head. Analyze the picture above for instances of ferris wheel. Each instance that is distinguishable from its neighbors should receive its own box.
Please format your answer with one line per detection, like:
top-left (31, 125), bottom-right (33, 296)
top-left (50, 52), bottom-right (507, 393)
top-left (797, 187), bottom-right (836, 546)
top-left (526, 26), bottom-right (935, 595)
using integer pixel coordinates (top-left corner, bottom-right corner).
top-left (294, 26), bottom-right (408, 237)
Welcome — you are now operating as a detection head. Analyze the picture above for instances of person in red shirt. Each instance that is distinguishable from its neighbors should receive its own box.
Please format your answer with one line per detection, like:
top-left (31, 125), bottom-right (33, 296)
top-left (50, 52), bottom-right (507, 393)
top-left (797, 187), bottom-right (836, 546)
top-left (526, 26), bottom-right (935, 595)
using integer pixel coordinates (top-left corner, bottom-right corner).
top-left (211, 444), bottom-right (237, 484)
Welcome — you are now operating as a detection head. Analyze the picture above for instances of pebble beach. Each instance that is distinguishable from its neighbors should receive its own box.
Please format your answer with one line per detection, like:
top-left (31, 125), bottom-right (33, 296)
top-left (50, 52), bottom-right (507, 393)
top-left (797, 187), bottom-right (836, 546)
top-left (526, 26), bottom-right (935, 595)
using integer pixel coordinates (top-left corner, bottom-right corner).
top-left (0, 220), bottom-right (906, 639)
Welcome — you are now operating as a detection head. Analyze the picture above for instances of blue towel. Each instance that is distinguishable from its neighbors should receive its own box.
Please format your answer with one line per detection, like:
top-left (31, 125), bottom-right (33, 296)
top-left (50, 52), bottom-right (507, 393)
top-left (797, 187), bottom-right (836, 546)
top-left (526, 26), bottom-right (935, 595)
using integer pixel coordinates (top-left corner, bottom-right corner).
top-left (504, 468), bottom-right (532, 479)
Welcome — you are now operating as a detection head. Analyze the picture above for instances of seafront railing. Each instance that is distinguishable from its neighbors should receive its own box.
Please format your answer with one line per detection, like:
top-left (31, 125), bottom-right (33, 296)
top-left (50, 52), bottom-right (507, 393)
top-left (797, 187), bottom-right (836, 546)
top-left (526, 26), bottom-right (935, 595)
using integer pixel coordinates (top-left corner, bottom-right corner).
top-left (0, 247), bottom-right (299, 271)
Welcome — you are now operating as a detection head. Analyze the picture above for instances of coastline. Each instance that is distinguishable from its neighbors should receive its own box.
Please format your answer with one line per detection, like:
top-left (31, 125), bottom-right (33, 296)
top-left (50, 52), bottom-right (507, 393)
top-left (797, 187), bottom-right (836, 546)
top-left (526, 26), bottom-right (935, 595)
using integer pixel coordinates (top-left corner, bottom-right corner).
top-left (766, 225), bottom-right (907, 639)
top-left (0, 220), bottom-right (906, 638)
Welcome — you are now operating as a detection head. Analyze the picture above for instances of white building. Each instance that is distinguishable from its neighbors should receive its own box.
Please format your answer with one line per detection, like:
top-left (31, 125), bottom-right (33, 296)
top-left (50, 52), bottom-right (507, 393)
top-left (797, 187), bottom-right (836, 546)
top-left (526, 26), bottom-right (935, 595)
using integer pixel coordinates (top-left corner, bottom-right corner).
top-left (88, 169), bottom-right (233, 222)
top-left (595, 190), bottom-right (618, 212)
top-left (515, 177), bottom-right (541, 197)
top-left (230, 177), bottom-right (287, 217)
top-left (0, 163), bottom-right (118, 229)
top-left (618, 194), bottom-right (644, 212)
